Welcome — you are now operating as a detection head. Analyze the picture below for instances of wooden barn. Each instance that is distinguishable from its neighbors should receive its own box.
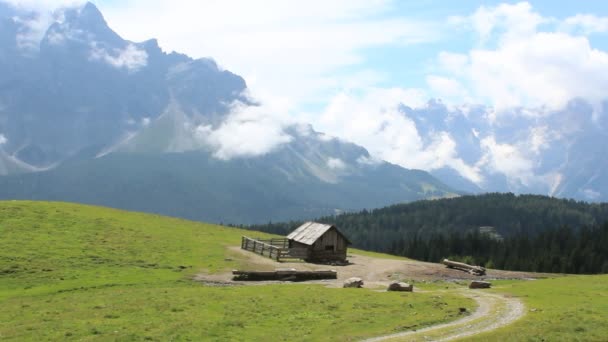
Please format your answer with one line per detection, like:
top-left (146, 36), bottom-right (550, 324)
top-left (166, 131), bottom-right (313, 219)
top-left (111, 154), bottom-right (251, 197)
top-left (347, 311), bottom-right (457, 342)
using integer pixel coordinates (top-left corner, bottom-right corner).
top-left (286, 222), bottom-right (351, 262)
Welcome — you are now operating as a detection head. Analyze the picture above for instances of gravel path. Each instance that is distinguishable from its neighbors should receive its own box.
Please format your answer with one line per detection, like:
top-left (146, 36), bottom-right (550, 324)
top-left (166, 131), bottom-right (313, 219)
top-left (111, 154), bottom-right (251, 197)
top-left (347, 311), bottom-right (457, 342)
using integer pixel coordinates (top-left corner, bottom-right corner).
top-left (362, 290), bottom-right (525, 342)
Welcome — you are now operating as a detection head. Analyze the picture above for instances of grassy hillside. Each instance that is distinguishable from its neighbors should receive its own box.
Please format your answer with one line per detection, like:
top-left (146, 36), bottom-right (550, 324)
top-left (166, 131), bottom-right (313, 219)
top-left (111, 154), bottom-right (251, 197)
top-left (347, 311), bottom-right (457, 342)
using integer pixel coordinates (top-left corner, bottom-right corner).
top-left (0, 201), bottom-right (471, 341)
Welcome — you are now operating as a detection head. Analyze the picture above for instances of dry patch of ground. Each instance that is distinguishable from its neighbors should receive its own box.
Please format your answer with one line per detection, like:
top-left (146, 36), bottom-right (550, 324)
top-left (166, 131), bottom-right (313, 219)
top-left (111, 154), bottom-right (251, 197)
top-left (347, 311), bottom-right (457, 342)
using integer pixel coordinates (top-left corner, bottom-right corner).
top-left (195, 246), bottom-right (550, 287)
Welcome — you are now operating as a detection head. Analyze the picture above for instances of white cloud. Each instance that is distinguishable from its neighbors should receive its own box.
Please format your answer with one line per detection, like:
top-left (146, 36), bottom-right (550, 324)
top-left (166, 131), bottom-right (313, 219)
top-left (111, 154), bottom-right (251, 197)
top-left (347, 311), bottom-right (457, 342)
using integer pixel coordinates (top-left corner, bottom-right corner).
top-left (0, 134), bottom-right (6, 145)
top-left (315, 88), bottom-right (484, 184)
top-left (97, 0), bottom-right (439, 108)
top-left (470, 2), bottom-right (545, 42)
top-left (435, 2), bottom-right (608, 113)
top-left (437, 52), bottom-right (469, 76)
top-left (195, 98), bottom-right (294, 160)
top-left (327, 157), bottom-right (347, 170)
top-left (478, 135), bottom-right (537, 187)
top-left (426, 75), bottom-right (469, 102)
top-left (89, 43), bottom-right (148, 71)
top-left (562, 14), bottom-right (608, 35)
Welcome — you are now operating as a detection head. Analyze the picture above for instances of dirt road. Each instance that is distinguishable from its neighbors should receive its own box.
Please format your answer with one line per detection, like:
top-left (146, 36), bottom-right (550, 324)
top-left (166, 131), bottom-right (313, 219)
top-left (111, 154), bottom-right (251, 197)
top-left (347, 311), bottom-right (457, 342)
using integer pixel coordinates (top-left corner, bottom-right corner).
top-left (362, 290), bottom-right (525, 341)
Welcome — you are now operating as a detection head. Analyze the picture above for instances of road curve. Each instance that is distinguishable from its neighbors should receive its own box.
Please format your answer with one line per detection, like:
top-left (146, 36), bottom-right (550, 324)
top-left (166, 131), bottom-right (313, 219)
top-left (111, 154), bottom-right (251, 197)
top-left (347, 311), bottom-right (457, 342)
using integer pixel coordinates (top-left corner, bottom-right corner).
top-left (362, 290), bottom-right (525, 342)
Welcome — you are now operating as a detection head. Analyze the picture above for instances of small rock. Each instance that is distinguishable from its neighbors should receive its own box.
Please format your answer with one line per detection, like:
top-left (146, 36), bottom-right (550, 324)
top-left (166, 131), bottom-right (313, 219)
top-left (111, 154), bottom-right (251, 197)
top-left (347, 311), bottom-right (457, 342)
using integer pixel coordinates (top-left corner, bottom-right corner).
top-left (343, 277), bottom-right (364, 288)
top-left (387, 281), bottom-right (413, 292)
top-left (459, 307), bottom-right (468, 314)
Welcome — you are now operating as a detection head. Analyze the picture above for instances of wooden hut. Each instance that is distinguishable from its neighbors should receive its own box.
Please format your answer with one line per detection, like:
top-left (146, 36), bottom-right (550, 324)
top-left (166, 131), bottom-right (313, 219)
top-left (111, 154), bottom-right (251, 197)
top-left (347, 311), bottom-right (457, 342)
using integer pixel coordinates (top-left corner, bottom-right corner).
top-left (286, 222), bottom-right (350, 262)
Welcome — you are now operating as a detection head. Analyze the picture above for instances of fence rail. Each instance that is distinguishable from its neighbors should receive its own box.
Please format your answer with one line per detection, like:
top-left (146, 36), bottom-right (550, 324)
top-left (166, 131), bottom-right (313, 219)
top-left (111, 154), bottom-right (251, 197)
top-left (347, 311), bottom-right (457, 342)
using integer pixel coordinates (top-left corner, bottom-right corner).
top-left (241, 236), bottom-right (286, 261)
top-left (241, 236), bottom-right (310, 261)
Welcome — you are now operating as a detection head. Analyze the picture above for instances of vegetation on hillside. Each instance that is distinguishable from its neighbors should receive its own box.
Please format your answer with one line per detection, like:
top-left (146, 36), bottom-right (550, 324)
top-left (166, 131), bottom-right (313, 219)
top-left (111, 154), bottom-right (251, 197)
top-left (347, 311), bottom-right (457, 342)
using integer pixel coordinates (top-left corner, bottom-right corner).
top-left (0, 201), bottom-right (472, 341)
top-left (249, 193), bottom-right (608, 274)
top-left (0, 151), bottom-right (455, 224)
top-left (393, 224), bottom-right (608, 273)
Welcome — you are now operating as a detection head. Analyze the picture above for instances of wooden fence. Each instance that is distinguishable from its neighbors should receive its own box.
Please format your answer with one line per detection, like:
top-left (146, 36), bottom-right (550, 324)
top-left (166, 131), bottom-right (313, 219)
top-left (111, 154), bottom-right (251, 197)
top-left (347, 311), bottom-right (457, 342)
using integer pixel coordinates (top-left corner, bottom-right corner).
top-left (241, 236), bottom-right (306, 261)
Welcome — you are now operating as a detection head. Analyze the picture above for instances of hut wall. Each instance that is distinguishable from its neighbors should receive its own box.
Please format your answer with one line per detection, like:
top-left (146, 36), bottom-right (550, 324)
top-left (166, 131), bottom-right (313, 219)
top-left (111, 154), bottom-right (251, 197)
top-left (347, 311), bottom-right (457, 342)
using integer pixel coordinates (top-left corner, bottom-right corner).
top-left (288, 240), bottom-right (311, 259)
top-left (309, 228), bottom-right (348, 261)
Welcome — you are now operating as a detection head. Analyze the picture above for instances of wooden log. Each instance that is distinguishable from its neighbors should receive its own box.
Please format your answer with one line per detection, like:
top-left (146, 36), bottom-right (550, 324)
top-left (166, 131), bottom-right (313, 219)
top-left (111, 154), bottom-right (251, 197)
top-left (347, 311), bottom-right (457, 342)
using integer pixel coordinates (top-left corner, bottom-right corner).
top-left (232, 269), bottom-right (337, 281)
top-left (442, 259), bottom-right (486, 276)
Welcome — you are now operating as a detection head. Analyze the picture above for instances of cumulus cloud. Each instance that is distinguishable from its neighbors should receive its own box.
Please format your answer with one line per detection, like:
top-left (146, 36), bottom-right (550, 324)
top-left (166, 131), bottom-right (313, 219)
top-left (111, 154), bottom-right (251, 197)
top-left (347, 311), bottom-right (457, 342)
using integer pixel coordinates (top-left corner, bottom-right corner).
top-left (0, 134), bottom-right (6, 145)
top-left (97, 0), bottom-right (440, 108)
top-left (437, 2), bottom-right (608, 113)
top-left (562, 14), bottom-right (608, 35)
top-left (478, 135), bottom-right (536, 187)
top-left (195, 98), bottom-right (293, 160)
top-left (315, 88), bottom-right (484, 183)
top-left (89, 43), bottom-right (148, 71)
top-left (426, 75), bottom-right (469, 103)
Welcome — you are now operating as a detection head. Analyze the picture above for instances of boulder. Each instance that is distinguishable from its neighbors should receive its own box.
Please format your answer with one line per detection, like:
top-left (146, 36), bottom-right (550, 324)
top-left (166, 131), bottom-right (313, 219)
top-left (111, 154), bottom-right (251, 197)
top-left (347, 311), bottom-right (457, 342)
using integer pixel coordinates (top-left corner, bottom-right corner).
top-left (387, 281), bottom-right (413, 292)
top-left (343, 277), bottom-right (364, 288)
top-left (469, 280), bottom-right (491, 289)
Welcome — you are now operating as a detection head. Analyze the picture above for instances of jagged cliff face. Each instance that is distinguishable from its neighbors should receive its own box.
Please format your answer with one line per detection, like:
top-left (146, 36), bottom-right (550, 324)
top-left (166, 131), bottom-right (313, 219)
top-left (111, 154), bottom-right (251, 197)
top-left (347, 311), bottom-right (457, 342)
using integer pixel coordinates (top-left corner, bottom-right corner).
top-left (0, 2), bottom-right (246, 169)
top-left (402, 99), bottom-right (608, 202)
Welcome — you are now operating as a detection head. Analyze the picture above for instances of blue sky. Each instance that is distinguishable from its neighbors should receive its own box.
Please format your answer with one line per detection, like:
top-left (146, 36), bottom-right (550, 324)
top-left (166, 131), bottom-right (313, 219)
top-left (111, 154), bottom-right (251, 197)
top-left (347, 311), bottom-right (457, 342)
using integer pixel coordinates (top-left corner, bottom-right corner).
top-left (83, 1), bottom-right (608, 113)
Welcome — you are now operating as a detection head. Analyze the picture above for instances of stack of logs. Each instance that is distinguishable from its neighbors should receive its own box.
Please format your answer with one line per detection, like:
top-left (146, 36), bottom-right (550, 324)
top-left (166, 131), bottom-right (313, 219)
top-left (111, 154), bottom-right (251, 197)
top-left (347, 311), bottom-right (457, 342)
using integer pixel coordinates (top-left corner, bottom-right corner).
top-left (442, 259), bottom-right (486, 276)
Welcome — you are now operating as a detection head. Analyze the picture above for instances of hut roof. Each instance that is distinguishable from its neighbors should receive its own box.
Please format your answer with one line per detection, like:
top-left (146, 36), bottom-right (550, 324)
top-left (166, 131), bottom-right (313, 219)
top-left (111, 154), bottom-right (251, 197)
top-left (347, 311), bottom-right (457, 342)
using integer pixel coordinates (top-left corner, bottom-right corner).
top-left (287, 221), bottom-right (350, 246)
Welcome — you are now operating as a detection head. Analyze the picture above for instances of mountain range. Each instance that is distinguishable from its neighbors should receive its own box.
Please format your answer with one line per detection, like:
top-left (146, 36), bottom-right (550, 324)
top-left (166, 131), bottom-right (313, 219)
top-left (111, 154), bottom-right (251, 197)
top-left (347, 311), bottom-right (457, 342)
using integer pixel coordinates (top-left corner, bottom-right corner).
top-left (0, 2), bottom-right (605, 224)
top-left (0, 2), bottom-right (456, 223)
top-left (402, 99), bottom-right (608, 202)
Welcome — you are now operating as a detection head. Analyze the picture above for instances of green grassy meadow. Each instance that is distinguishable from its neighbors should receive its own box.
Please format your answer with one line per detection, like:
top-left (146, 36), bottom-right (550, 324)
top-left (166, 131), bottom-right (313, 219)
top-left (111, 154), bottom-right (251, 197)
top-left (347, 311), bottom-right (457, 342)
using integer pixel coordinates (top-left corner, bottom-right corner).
top-left (466, 275), bottom-right (608, 342)
top-left (0, 201), bottom-right (472, 341)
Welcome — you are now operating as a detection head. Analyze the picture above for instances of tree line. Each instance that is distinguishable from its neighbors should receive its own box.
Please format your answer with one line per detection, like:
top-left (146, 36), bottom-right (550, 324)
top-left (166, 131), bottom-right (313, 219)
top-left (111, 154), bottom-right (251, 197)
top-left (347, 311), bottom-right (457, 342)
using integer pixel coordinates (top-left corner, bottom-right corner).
top-left (245, 193), bottom-right (608, 274)
top-left (390, 224), bottom-right (608, 274)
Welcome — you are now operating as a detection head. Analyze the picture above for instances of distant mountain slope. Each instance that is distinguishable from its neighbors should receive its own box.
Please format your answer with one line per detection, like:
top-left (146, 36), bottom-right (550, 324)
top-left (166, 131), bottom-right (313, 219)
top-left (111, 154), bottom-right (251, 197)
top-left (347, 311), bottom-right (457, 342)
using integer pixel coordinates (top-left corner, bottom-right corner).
top-left (0, 143), bottom-right (455, 224)
top-left (400, 100), bottom-right (608, 202)
top-left (0, 2), bottom-right (246, 168)
top-left (249, 193), bottom-right (608, 251)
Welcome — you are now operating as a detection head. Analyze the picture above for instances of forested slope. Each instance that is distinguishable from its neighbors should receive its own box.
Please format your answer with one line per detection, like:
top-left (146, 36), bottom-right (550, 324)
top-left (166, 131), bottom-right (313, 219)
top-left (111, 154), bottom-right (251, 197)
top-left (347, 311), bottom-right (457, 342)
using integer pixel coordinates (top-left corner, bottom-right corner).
top-left (248, 193), bottom-right (608, 273)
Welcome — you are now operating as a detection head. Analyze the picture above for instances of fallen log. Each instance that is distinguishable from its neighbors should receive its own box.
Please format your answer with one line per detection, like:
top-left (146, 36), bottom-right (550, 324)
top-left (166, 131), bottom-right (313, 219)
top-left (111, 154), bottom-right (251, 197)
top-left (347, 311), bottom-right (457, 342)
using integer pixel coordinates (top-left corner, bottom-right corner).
top-left (442, 259), bottom-right (486, 276)
top-left (232, 269), bottom-right (337, 281)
